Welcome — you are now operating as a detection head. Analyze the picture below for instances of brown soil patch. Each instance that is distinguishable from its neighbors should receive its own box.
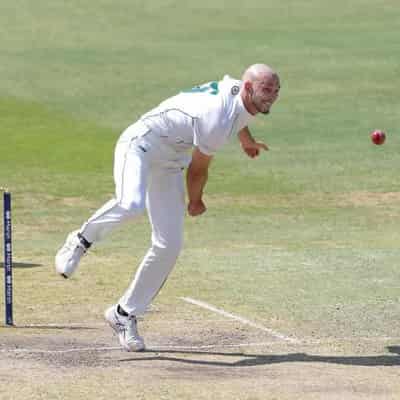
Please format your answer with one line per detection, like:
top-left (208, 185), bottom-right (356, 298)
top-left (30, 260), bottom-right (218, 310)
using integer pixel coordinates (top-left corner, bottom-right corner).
top-left (339, 191), bottom-right (400, 207)
top-left (1, 318), bottom-right (400, 399)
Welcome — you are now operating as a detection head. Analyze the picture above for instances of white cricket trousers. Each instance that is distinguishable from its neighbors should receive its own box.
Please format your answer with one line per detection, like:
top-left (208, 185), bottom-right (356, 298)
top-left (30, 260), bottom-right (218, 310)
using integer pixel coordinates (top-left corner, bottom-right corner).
top-left (79, 121), bottom-right (188, 316)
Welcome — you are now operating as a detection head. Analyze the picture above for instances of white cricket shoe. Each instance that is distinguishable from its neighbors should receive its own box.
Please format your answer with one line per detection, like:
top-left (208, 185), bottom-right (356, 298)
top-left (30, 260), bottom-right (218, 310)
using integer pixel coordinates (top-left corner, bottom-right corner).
top-left (55, 230), bottom-right (89, 278)
top-left (105, 305), bottom-right (145, 352)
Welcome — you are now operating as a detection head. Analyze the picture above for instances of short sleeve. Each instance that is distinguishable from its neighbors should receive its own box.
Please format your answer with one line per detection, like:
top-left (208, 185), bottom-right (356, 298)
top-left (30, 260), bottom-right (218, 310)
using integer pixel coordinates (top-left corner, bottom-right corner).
top-left (193, 113), bottom-right (227, 156)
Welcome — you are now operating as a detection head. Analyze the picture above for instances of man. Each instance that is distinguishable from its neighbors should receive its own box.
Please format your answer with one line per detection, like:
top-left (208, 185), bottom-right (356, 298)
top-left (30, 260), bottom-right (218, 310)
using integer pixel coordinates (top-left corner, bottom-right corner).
top-left (55, 63), bottom-right (280, 352)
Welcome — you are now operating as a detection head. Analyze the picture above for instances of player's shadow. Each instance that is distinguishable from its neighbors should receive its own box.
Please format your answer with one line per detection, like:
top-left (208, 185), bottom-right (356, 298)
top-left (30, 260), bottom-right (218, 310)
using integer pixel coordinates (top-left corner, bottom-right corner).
top-left (0, 262), bottom-right (42, 268)
top-left (119, 346), bottom-right (400, 367)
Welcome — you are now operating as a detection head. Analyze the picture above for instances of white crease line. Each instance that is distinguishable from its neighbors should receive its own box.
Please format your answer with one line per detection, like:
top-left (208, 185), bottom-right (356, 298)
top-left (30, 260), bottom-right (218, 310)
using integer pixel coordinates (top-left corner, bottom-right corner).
top-left (181, 297), bottom-right (299, 344)
top-left (12, 319), bottom-right (233, 328)
top-left (2, 339), bottom-right (399, 355)
top-left (0, 342), bottom-right (279, 354)
top-left (150, 342), bottom-right (280, 351)
top-left (0, 346), bottom-right (121, 354)
top-left (12, 323), bottom-right (104, 328)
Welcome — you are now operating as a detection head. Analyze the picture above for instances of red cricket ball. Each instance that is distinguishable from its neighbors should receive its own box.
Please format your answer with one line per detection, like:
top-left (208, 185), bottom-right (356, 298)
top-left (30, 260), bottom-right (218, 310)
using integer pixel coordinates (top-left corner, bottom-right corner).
top-left (370, 130), bottom-right (386, 145)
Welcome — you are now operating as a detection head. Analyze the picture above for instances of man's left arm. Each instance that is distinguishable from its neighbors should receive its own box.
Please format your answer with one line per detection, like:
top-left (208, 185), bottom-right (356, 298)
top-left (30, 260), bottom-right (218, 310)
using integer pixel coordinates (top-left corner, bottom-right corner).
top-left (238, 126), bottom-right (269, 158)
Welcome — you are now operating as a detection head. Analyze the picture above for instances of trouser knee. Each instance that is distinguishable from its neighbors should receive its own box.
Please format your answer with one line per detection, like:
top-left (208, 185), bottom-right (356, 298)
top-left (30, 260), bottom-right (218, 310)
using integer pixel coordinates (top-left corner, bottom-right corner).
top-left (119, 199), bottom-right (146, 218)
top-left (151, 238), bottom-right (183, 263)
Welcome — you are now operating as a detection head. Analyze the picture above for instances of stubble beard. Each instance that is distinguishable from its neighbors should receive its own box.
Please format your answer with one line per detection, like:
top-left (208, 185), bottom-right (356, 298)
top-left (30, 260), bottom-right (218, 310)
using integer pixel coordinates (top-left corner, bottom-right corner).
top-left (251, 93), bottom-right (271, 115)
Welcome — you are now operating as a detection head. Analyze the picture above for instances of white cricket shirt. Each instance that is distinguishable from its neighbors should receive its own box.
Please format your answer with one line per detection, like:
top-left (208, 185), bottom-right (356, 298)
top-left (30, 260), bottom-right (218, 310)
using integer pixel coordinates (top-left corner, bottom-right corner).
top-left (140, 75), bottom-right (255, 156)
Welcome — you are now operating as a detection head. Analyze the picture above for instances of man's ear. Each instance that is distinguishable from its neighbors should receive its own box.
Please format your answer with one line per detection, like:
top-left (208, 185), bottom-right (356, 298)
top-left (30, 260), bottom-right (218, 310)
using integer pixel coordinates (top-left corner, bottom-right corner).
top-left (244, 81), bottom-right (253, 94)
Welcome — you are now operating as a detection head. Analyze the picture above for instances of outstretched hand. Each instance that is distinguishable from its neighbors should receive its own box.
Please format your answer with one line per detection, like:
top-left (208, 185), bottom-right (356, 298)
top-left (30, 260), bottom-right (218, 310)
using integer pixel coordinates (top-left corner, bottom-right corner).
top-left (241, 141), bottom-right (269, 158)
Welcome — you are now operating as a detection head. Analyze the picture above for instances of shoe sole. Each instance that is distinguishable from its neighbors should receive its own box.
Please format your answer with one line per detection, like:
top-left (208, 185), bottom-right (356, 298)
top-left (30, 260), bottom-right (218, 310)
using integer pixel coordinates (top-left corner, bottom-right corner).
top-left (55, 231), bottom-right (84, 278)
top-left (55, 253), bottom-right (75, 279)
top-left (55, 252), bottom-right (80, 278)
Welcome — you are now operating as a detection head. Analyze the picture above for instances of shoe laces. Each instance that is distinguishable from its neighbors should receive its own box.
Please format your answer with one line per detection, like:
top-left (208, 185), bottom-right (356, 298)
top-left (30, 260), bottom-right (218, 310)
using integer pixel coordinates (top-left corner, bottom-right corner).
top-left (126, 316), bottom-right (140, 338)
top-left (114, 311), bottom-right (138, 333)
top-left (66, 234), bottom-right (88, 253)
top-left (114, 312), bottom-right (128, 332)
top-left (70, 239), bottom-right (87, 254)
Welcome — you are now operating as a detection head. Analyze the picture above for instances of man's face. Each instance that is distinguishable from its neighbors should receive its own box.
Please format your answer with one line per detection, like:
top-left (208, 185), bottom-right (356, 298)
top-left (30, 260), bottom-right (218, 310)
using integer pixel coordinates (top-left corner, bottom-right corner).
top-left (251, 77), bottom-right (280, 114)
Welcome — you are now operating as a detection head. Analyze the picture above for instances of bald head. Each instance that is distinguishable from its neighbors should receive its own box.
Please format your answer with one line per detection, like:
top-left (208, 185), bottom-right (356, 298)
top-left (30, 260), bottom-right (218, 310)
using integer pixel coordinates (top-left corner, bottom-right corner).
top-left (241, 64), bottom-right (280, 115)
top-left (242, 64), bottom-right (279, 84)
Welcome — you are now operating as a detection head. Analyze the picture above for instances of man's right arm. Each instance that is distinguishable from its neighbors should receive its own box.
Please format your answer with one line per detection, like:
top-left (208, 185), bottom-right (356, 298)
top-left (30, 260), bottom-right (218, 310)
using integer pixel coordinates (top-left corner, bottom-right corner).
top-left (186, 147), bottom-right (213, 216)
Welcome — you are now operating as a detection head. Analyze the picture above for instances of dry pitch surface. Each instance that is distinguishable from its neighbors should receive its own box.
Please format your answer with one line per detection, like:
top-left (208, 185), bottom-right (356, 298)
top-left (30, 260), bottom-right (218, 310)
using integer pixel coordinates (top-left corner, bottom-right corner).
top-left (1, 301), bottom-right (399, 400)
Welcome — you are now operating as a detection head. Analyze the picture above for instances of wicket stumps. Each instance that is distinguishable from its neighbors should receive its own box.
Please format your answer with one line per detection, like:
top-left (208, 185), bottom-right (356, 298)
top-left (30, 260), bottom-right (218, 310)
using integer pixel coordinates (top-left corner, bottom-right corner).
top-left (3, 190), bottom-right (13, 326)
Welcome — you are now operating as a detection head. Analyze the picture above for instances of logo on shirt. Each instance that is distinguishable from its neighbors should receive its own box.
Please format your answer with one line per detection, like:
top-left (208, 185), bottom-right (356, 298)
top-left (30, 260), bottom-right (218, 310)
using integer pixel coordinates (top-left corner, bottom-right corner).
top-left (231, 85), bottom-right (240, 96)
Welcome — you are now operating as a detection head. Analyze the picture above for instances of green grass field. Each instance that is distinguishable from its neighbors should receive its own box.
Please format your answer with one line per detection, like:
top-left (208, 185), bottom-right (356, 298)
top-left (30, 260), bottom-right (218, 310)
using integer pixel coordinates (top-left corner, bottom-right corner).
top-left (1, 1), bottom-right (400, 399)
